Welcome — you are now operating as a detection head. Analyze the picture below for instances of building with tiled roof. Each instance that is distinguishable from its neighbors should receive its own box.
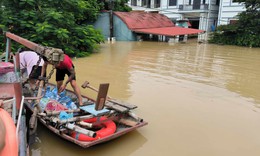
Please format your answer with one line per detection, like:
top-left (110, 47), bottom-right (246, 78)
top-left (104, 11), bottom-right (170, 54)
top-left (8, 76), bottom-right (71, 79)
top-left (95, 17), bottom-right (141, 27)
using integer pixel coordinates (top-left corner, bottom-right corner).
top-left (93, 11), bottom-right (203, 42)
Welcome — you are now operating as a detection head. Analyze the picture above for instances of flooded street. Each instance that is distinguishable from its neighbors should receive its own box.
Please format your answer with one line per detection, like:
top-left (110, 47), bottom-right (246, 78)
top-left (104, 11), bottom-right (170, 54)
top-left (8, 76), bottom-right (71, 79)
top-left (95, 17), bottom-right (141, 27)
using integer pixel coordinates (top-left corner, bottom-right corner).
top-left (31, 40), bottom-right (260, 156)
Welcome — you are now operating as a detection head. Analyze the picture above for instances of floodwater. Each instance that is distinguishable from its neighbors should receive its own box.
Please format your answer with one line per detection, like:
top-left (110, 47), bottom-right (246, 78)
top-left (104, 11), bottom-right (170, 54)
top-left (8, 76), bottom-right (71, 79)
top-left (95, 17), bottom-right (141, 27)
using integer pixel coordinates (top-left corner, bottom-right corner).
top-left (31, 40), bottom-right (260, 156)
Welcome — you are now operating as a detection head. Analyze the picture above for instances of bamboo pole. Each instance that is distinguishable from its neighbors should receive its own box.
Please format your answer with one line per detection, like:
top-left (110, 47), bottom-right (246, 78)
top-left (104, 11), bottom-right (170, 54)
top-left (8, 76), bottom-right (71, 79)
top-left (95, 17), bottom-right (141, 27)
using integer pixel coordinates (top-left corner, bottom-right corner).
top-left (128, 111), bottom-right (143, 122)
top-left (46, 110), bottom-right (116, 125)
top-left (55, 114), bottom-right (94, 125)
top-left (66, 123), bottom-right (96, 138)
top-left (29, 107), bottom-right (38, 129)
top-left (45, 109), bottom-right (81, 116)
top-left (114, 117), bottom-right (138, 127)
top-left (36, 80), bottom-right (44, 112)
top-left (76, 121), bottom-right (93, 129)
top-left (29, 80), bottom-right (44, 129)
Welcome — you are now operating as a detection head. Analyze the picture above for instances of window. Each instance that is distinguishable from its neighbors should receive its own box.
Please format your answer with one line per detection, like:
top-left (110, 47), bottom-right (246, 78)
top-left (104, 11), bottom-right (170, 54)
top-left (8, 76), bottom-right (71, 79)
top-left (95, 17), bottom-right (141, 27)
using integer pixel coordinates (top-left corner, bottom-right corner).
top-left (154, 0), bottom-right (161, 8)
top-left (142, 0), bottom-right (147, 7)
top-left (216, 0), bottom-right (220, 5)
top-left (169, 0), bottom-right (177, 6)
top-left (131, 0), bottom-right (137, 6)
top-left (229, 19), bottom-right (238, 25)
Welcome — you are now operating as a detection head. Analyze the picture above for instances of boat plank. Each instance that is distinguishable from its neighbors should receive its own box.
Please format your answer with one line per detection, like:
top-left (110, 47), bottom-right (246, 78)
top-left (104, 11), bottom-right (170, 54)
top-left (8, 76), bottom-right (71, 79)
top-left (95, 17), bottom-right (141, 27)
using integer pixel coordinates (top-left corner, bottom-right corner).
top-left (105, 102), bottom-right (129, 112)
top-left (109, 99), bottom-right (137, 109)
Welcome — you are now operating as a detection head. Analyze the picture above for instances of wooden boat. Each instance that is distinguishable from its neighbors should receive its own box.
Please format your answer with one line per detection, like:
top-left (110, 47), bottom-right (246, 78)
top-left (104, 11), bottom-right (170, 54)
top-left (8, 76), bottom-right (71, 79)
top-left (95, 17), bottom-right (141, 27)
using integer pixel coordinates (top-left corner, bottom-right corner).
top-left (2, 32), bottom-right (147, 148)
top-left (23, 82), bottom-right (148, 148)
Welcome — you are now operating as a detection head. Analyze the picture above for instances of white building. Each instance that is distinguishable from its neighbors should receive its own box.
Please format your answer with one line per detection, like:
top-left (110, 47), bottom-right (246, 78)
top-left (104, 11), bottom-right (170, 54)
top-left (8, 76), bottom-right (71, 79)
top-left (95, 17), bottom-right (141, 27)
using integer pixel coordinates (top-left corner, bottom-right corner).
top-left (128, 0), bottom-right (245, 40)
top-left (218, 0), bottom-right (245, 25)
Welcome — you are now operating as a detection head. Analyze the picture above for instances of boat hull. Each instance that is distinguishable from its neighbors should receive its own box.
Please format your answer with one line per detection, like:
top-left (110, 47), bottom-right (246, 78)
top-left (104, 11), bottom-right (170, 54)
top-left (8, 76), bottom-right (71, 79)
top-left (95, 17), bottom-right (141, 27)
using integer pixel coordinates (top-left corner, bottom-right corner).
top-left (24, 83), bottom-right (148, 148)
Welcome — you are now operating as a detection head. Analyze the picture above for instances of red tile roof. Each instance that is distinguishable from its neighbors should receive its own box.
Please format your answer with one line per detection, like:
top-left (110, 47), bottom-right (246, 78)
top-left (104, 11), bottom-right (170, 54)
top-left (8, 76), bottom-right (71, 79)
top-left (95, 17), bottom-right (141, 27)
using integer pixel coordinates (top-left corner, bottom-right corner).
top-left (114, 11), bottom-right (204, 36)
top-left (114, 11), bottom-right (175, 30)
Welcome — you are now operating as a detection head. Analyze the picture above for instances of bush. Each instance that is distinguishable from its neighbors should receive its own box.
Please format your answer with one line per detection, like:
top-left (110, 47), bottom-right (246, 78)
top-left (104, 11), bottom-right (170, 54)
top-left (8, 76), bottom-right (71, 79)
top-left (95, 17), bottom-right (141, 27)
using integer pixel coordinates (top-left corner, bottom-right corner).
top-left (0, 0), bottom-right (105, 57)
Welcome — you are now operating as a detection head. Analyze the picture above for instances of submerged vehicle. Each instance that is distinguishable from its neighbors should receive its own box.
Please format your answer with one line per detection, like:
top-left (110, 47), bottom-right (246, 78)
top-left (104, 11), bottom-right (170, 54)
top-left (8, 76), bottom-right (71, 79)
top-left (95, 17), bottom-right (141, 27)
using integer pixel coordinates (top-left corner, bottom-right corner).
top-left (3, 32), bottom-right (148, 148)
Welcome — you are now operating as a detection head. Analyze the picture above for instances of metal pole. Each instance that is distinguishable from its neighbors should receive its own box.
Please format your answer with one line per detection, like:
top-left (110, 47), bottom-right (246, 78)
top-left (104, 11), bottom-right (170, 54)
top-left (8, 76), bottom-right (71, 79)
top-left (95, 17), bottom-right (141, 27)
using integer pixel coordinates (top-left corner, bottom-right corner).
top-left (206, 0), bottom-right (211, 41)
top-left (5, 38), bottom-right (10, 62)
top-left (110, 10), bottom-right (113, 40)
top-left (109, 0), bottom-right (114, 41)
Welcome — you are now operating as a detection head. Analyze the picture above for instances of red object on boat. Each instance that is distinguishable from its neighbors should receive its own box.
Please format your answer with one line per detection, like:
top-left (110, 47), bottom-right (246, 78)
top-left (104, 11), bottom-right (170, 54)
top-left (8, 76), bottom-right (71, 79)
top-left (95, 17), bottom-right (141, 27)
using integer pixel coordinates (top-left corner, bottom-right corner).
top-left (0, 108), bottom-right (18, 156)
top-left (45, 100), bottom-right (67, 111)
top-left (71, 116), bottom-right (116, 142)
top-left (0, 62), bottom-right (14, 74)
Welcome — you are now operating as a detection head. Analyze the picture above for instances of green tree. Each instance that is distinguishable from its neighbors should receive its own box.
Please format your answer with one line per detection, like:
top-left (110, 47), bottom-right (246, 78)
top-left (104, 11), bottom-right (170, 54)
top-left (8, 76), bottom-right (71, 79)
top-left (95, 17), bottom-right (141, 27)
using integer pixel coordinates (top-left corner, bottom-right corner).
top-left (98, 0), bottom-right (132, 11)
top-left (0, 0), bottom-right (105, 57)
top-left (209, 0), bottom-right (260, 47)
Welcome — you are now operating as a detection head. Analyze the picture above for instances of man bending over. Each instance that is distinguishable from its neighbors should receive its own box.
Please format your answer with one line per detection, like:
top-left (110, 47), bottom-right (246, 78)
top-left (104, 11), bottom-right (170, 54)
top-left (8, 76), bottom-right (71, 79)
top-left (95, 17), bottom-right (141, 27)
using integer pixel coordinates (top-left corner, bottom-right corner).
top-left (42, 54), bottom-right (83, 106)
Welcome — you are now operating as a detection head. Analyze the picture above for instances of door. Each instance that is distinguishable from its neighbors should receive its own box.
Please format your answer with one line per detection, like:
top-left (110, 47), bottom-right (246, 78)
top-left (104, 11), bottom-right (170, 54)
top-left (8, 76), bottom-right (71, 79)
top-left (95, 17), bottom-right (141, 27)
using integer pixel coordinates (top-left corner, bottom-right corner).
top-left (193, 0), bottom-right (201, 9)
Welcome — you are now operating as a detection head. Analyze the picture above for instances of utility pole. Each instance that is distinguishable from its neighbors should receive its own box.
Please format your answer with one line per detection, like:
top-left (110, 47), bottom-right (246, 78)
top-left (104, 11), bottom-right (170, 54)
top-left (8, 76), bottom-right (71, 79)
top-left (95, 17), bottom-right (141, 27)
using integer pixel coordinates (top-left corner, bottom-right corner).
top-left (108, 0), bottom-right (114, 42)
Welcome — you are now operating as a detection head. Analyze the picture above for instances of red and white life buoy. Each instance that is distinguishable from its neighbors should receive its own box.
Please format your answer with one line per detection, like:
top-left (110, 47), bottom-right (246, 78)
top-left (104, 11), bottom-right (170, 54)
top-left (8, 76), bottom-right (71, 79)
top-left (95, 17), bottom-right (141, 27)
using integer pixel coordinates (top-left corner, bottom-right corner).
top-left (0, 108), bottom-right (18, 156)
top-left (71, 116), bottom-right (116, 142)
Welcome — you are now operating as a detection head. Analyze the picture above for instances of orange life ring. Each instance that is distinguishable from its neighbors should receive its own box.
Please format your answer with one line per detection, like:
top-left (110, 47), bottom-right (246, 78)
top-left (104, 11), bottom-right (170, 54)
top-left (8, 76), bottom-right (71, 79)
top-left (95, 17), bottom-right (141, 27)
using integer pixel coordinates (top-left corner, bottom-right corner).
top-left (0, 108), bottom-right (18, 156)
top-left (71, 116), bottom-right (116, 142)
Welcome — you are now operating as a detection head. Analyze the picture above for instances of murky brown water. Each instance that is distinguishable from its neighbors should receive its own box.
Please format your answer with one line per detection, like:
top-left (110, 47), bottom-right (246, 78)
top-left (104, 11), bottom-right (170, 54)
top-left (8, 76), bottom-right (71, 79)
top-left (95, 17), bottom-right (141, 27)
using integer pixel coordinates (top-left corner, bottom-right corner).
top-left (31, 40), bottom-right (260, 156)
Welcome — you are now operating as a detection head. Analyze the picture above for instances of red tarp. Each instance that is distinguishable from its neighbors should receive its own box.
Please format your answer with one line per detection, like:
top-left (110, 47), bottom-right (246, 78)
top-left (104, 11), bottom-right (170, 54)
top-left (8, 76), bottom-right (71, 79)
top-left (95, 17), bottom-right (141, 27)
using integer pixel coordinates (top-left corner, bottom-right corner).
top-left (133, 27), bottom-right (204, 36)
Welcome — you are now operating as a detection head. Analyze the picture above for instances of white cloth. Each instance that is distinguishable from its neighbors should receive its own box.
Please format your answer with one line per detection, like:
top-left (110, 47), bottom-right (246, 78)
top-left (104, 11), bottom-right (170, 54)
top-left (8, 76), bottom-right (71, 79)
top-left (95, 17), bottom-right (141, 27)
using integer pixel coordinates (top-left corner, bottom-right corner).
top-left (19, 51), bottom-right (44, 76)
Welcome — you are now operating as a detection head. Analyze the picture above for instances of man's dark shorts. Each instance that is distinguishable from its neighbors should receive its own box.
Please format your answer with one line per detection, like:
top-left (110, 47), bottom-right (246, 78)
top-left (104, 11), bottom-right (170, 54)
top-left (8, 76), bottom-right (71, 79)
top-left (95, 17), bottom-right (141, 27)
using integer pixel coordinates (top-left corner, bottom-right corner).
top-left (56, 66), bottom-right (76, 81)
top-left (29, 65), bottom-right (45, 79)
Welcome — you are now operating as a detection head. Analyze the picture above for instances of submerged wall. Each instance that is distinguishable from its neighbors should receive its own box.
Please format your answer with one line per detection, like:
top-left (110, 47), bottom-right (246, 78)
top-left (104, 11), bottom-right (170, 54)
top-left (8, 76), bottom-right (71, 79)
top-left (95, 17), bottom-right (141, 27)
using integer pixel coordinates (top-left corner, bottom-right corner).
top-left (93, 12), bottom-right (110, 40)
top-left (93, 12), bottom-right (137, 41)
top-left (113, 15), bottom-right (137, 41)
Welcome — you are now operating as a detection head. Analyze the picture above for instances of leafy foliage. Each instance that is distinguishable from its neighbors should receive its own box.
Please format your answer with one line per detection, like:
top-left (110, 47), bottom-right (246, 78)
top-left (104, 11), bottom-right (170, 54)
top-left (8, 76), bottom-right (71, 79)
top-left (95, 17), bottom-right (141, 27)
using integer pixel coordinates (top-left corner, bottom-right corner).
top-left (233, 0), bottom-right (260, 11)
top-left (209, 0), bottom-right (260, 47)
top-left (0, 0), bottom-right (105, 57)
top-left (98, 0), bottom-right (132, 11)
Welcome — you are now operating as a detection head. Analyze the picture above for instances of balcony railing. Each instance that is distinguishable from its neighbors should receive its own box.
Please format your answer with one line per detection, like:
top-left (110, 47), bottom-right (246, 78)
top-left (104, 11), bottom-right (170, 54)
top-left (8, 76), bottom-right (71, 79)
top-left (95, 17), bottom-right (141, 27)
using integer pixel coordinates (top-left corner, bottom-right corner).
top-left (179, 4), bottom-right (209, 11)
